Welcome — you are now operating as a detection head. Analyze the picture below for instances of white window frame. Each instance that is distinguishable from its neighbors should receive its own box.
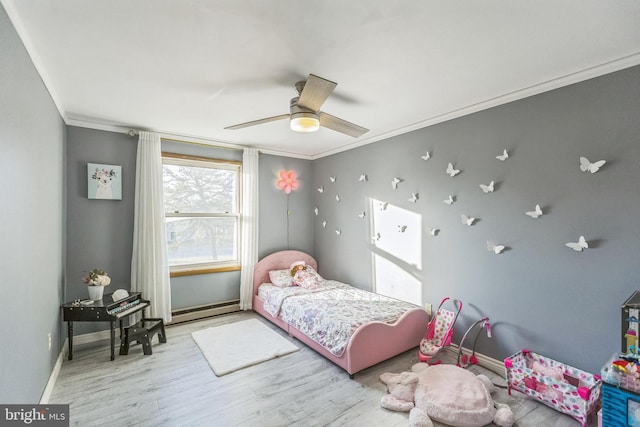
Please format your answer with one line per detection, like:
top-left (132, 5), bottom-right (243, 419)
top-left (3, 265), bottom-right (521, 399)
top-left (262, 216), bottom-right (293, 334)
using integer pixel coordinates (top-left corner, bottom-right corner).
top-left (162, 152), bottom-right (242, 276)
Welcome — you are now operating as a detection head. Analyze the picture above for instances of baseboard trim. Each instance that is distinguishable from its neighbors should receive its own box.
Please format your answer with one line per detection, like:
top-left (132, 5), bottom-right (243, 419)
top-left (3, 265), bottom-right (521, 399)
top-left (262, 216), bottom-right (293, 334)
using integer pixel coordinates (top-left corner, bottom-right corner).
top-left (40, 338), bottom-right (67, 404)
top-left (444, 345), bottom-right (506, 376)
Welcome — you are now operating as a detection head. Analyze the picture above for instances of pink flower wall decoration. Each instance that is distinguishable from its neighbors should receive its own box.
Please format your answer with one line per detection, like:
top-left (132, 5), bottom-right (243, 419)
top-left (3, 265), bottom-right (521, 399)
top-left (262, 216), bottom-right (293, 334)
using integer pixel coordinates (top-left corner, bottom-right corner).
top-left (276, 170), bottom-right (298, 194)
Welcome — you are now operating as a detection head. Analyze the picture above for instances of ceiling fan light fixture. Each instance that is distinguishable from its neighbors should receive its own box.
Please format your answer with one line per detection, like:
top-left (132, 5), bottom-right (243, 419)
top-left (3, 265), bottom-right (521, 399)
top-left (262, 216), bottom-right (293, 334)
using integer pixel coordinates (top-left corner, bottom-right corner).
top-left (226, 76), bottom-right (367, 137)
top-left (290, 112), bottom-right (320, 133)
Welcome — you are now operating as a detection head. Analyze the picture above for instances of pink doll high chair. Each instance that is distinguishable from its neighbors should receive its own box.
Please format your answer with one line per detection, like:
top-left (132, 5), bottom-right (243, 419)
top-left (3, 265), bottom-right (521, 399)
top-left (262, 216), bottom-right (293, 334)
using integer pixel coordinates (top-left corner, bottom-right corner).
top-left (418, 297), bottom-right (463, 364)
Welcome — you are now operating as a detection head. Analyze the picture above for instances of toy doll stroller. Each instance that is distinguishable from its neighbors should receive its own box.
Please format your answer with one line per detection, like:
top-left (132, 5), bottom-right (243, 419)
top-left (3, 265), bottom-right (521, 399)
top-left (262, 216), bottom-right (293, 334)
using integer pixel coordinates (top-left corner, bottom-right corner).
top-left (418, 297), bottom-right (463, 364)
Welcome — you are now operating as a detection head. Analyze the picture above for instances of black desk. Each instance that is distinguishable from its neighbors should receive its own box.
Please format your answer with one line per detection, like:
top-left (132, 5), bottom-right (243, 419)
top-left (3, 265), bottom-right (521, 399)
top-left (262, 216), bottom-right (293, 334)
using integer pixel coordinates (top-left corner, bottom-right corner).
top-left (61, 292), bottom-right (149, 361)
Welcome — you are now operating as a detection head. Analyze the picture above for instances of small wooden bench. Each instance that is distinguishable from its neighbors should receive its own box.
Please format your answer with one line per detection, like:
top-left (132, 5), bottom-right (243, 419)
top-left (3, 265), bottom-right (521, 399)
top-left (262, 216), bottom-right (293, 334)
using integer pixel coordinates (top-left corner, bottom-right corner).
top-left (119, 318), bottom-right (166, 356)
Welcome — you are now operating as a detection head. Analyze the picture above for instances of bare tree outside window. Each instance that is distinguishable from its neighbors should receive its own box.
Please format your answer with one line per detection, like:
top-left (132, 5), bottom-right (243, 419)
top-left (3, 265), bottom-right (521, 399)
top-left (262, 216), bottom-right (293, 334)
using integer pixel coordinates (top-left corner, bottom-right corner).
top-left (162, 155), bottom-right (241, 272)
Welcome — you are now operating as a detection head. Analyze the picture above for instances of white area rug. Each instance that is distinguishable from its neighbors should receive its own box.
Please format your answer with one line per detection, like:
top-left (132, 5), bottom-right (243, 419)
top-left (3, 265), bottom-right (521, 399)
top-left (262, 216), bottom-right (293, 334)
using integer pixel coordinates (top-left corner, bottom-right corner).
top-left (191, 318), bottom-right (299, 376)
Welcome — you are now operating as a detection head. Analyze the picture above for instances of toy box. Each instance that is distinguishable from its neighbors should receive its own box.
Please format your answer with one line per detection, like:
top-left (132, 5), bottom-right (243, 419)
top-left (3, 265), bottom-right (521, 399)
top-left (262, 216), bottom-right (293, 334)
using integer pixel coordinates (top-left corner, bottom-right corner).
top-left (601, 352), bottom-right (640, 425)
top-left (504, 349), bottom-right (602, 427)
top-left (601, 352), bottom-right (640, 393)
top-left (601, 382), bottom-right (640, 426)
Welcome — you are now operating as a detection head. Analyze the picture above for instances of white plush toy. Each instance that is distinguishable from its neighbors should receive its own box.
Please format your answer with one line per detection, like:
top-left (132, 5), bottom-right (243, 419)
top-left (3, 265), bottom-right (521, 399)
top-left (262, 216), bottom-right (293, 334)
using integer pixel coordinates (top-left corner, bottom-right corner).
top-left (380, 363), bottom-right (515, 427)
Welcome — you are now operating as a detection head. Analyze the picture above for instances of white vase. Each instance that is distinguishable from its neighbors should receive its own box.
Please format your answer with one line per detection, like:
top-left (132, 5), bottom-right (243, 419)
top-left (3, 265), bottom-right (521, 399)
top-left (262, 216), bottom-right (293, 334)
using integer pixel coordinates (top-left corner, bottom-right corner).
top-left (87, 285), bottom-right (104, 301)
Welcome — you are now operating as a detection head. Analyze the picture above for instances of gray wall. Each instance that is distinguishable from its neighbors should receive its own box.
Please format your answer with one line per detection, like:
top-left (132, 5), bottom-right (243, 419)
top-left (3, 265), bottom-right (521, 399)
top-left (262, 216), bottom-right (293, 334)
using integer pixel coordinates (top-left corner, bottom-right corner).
top-left (65, 127), bottom-right (137, 333)
top-left (0, 4), bottom-right (66, 403)
top-left (313, 65), bottom-right (640, 374)
top-left (258, 154), bottom-right (314, 259)
top-left (65, 133), bottom-right (314, 312)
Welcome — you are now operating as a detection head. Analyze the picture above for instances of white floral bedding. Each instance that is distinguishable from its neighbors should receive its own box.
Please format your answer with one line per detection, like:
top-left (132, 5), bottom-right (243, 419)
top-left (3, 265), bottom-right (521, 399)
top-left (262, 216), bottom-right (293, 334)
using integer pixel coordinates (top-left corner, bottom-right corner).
top-left (258, 280), bottom-right (419, 356)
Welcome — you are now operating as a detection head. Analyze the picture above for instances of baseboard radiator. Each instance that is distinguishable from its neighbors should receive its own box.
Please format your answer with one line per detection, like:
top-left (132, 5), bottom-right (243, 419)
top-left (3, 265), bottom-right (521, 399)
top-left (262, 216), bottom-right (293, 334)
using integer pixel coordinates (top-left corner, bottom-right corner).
top-left (170, 299), bottom-right (240, 324)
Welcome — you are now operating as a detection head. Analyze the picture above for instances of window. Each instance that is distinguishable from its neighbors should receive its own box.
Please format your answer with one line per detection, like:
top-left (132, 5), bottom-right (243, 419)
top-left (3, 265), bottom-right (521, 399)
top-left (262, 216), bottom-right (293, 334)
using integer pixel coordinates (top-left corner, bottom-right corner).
top-left (162, 153), bottom-right (241, 275)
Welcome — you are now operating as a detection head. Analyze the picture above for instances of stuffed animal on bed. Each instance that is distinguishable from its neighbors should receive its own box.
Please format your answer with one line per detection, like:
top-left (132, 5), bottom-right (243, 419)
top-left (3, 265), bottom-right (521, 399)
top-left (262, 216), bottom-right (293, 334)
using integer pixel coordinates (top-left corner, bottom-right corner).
top-left (380, 363), bottom-right (514, 427)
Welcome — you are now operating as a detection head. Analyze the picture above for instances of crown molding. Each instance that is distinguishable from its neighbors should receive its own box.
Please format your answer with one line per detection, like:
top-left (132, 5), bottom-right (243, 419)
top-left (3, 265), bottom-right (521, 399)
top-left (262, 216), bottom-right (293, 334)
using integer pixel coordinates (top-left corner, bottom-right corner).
top-left (311, 52), bottom-right (640, 159)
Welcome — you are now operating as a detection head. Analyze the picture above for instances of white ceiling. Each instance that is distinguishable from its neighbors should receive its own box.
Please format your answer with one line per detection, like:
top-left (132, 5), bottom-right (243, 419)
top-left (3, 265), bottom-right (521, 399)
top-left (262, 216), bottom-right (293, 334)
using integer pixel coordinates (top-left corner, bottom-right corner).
top-left (3, 1), bottom-right (640, 159)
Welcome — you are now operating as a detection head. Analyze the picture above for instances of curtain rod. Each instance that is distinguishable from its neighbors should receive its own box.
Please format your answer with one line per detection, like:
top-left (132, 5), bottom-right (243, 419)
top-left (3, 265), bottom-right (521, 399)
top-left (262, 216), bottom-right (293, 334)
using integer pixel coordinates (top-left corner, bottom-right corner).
top-left (127, 129), bottom-right (246, 152)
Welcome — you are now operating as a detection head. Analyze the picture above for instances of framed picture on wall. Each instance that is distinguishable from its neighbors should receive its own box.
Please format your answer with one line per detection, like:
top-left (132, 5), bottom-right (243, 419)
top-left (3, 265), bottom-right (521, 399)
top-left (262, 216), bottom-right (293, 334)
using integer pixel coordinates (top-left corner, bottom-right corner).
top-left (87, 163), bottom-right (122, 200)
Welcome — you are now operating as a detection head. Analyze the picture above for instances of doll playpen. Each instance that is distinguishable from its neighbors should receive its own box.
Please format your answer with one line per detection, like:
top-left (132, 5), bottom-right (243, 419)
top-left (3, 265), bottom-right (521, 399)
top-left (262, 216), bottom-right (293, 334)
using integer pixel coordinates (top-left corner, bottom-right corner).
top-left (504, 349), bottom-right (602, 427)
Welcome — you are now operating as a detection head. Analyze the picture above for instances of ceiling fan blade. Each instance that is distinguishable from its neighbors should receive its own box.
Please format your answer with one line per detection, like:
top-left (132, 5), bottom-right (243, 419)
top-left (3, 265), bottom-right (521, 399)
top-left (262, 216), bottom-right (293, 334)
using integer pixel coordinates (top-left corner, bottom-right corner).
top-left (224, 114), bottom-right (289, 130)
top-left (319, 112), bottom-right (369, 138)
top-left (297, 74), bottom-right (337, 112)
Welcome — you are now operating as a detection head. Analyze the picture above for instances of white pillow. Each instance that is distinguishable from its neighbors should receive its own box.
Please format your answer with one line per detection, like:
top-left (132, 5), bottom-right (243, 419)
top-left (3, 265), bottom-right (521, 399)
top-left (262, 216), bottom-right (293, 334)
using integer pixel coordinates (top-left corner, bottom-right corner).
top-left (269, 269), bottom-right (293, 287)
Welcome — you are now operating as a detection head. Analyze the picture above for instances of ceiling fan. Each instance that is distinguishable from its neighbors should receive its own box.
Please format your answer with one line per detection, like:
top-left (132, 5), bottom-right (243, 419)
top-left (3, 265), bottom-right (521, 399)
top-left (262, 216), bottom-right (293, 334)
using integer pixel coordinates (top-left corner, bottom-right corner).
top-left (224, 74), bottom-right (368, 138)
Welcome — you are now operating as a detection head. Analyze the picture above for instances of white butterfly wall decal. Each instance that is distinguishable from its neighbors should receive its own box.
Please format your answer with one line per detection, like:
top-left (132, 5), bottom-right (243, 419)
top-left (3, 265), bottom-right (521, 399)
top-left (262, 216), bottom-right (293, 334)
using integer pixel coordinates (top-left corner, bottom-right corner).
top-left (479, 181), bottom-right (495, 193)
top-left (335, 195), bottom-right (340, 202)
top-left (380, 202), bottom-right (389, 210)
top-left (314, 206), bottom-right (319, 215)
top-left (359, 174), bottom-right (367, 182)
top-left (525, 204), bottom-right (543, 218)
top-left (317, 186), bottom-right (324, 193)
top-left (446, 163), bottom-right (460, 177)
top-left (409, 193), bottom-right (419, 203)
top-left (357, 211), bottom-right (366, 218)
top-left (579, 157), bottom-right (606, 173)
top-left (444, 195), bottom-right (455, 205)
top-left (461, 214), bottom-right (476, 226)
top-left (322, 220), bottom-right (327, 228)
top-left (566, 236), bottom-right (588, 251)
top-left (487, 241), bottom-right (505, 254)
top-left (398, 225), bottom-right (407, 232)
top-left (391, 177), bottom-right (402, 189)
top-left (421, 151), bottom-right (431, 161)
top-left (329, 176), bottom-right (336, 182)
top-left (496, 149), bottom-right (509, 161)
top-left (429, 228), bottom-right (439, 236)
top-left (335, 229), bottom-right (342, 235)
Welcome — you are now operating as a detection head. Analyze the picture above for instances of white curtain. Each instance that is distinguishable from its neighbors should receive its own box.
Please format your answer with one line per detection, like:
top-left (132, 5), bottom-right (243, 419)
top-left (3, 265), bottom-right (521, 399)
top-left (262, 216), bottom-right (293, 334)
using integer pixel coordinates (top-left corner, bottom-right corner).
top-left (239, 148), bottom-right (259, 310)
top-left (131, 131), bottom-right (172, 323)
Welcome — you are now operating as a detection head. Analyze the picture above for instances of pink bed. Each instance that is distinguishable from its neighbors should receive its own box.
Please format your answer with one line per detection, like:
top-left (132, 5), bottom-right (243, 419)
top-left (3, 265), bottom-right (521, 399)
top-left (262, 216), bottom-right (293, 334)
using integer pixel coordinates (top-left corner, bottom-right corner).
top-left (252, 250), bottom-right (429, 377)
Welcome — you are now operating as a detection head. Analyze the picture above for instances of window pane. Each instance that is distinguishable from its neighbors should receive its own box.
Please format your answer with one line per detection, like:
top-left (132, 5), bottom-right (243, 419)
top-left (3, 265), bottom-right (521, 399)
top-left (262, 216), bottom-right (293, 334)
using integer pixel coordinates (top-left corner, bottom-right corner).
top-left (163, 164), bottom-right (237, 214)
top-left (166, 217), bottom-right (238, 266)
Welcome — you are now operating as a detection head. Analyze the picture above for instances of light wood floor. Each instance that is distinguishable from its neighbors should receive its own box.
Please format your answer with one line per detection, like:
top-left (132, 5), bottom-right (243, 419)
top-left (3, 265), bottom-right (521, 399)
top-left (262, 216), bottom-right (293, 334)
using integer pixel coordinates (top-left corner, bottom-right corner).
top-left (49, 311), bottom-right (598, 427)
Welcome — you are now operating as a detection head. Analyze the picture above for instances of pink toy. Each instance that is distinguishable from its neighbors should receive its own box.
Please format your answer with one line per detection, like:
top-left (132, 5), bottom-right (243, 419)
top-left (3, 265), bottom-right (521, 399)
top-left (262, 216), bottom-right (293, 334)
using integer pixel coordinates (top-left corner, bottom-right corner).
top-left (380, 363), bottom-right (514, 427)
top-left (289, 261), bottom-right (319, 289)
top-left (504, 349), bottom-right (602, 427)
top-left (418, 297), bottom-right (462, 364)
top-left (457, 317), bottom-right (491, 368)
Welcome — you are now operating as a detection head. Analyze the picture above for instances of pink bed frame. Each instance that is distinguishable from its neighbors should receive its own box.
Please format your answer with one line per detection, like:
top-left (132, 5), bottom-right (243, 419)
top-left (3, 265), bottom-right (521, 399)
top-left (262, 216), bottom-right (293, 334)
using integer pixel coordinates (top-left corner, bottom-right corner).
top-left (252, 250), bottom-right (429, 377)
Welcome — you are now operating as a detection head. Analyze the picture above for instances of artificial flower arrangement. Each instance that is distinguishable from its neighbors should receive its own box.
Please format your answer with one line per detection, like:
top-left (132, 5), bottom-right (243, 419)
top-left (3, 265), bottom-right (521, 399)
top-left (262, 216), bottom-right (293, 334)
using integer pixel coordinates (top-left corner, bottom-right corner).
top-left (82, 268), bottom-right (111, 286)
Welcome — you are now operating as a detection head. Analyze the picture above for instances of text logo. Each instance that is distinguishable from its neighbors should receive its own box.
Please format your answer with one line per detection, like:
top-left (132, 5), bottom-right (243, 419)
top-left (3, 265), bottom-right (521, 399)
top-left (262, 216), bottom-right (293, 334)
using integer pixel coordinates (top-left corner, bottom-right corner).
top-left (1, 405), bottom-right (69, 426)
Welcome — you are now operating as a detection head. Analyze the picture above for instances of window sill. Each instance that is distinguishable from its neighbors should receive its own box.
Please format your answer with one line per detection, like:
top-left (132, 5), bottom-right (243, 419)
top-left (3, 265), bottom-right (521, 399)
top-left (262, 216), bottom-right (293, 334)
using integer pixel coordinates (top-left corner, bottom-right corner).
top-left (170, 265), bottom-right (241, 278)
